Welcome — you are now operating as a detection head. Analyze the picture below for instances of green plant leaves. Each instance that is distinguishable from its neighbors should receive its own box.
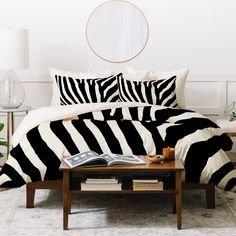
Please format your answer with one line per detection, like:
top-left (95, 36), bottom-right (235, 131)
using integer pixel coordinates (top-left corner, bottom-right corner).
top-left (0, 123), bottom-right (4, 132)
top-left (0, 122), bottom-right (8, 158)
top-left (0, 140), bottom-right (8, 146)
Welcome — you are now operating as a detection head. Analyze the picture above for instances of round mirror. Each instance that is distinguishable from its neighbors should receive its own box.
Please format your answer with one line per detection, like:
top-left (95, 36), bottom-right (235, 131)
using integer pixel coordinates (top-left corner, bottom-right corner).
top-left (86, 0), bottom-right (149, 63)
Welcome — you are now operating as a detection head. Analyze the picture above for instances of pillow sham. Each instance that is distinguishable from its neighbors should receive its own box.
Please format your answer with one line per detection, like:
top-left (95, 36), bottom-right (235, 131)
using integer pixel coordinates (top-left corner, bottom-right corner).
top-left (118, 74), bottom-right (178, 107)
top-left (126, 67), bottom-right (189, 108)
top-left (49, 67), bottom-right (115, 105)
top-left (55, 73), bottom-right (122, 105)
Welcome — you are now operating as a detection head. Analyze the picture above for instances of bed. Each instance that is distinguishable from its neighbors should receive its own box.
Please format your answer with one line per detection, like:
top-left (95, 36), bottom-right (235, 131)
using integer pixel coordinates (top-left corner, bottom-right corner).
top-left (0, 67), bottom-right (235, 207)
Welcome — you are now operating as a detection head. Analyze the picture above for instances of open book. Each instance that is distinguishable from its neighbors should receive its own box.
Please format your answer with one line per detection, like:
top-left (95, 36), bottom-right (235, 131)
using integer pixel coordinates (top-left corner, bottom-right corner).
top-left (61, 150), bottom-right (146, 168)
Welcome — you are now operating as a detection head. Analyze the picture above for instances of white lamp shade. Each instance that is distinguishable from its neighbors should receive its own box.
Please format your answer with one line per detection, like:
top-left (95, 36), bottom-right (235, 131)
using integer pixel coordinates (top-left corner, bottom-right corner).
top-left (0, 29), bottom-right (29, 69)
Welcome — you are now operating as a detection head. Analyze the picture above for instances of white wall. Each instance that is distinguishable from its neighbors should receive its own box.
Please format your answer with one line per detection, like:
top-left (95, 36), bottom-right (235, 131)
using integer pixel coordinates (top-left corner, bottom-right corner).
top-left (0, 0), bottom-right (236, 115)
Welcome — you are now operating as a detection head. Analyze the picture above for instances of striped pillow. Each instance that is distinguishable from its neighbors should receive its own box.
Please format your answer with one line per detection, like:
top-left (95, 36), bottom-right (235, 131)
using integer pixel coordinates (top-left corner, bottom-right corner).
top-left (118, 74), bottom-right (178, 107)
top-left (49, 67), bottom-right (115, 106)
top-left (126, 67), bottom-right (189, 108)
top-left (55, 73), bottom-right (121, 105)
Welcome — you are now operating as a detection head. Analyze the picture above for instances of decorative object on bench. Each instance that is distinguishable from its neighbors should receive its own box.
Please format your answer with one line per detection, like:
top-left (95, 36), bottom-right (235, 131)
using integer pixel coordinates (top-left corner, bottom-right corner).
top-left (147, 155), bottom-right (165, 163)
top-left (147, 147), bottom-right (175, 163)
top-left (162, 147), bottom-right (175, 160)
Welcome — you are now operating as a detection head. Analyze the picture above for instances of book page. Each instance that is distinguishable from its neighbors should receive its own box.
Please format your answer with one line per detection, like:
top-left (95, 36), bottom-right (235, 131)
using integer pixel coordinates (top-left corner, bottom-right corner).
top-left (101, 153), bottom-right (146, 166)
top-left (100, 154), bottom-right (116, 163)
top-left (62, 150), bottom-right (104, 168)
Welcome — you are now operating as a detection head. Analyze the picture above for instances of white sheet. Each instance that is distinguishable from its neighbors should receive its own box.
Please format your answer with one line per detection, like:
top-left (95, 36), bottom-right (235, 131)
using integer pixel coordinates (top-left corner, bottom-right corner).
top-left (12, 102), bottom-right (151, 147)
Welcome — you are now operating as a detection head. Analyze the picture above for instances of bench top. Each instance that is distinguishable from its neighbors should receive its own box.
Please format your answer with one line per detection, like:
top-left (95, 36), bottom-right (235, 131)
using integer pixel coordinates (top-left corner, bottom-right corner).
top-left (60, 158), bottom-right (184, 173)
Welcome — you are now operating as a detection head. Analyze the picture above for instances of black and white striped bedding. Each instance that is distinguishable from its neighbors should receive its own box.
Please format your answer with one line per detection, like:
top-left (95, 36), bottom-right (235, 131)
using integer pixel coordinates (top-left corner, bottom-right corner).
top-left (0, 105), bottom-right (236, 192)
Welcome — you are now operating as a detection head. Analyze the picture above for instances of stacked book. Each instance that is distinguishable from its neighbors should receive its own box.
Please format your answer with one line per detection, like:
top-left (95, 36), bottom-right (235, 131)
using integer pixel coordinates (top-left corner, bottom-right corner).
top-left (81, 177), bottom-right (121, 191)
top-left (133, 179), bottom-right (163, 191)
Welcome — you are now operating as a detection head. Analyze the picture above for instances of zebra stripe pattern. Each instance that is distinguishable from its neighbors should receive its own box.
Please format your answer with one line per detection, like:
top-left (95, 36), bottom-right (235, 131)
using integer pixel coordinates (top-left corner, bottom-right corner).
top-left (118, 75), bottom-right (178, 107)
top-left (0, 105), bottom-right (235, 192)
top-left (55, 73), bottom-right (121, 105)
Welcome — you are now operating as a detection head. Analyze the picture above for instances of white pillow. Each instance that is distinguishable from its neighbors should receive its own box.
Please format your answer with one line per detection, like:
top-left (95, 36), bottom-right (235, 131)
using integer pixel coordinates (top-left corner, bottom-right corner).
top-left (49, 68), bottom-right (115, 106)
top-left (126, 67), bottom-right (189, 108)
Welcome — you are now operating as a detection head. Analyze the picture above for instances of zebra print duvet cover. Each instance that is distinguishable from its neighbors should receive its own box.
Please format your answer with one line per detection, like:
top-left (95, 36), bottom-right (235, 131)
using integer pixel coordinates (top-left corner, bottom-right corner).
top-left (0, 105), bottom-right (236, 192)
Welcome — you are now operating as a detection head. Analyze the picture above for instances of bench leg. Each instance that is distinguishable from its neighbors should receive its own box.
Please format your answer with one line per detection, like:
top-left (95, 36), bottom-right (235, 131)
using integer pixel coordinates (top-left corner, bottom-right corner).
top-left (26, 185), bottom-right (35, 208)
top-left (26, 180), bottom-right (62, 208)
top-left (205, 184), bottom-right (215, 209)
top-left (172, 194), bottom-right (176, 214)
top-left (182, 183), bottom-right (216, 209)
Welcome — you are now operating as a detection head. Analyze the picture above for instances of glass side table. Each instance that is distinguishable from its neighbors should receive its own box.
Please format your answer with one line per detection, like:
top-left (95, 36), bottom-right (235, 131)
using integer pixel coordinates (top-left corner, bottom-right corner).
top-left (0, 105), bottom-right (31, 157)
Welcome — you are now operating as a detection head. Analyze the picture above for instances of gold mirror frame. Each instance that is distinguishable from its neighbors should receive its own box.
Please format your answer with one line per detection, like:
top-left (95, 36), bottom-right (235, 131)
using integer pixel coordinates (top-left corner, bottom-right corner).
top-left (86, 0), bottom-right (149, 63)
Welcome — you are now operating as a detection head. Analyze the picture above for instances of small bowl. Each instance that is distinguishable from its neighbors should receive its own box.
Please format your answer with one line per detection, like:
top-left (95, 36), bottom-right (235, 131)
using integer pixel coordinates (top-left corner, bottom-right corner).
top-left (147, 155), bottom-right (165, 163)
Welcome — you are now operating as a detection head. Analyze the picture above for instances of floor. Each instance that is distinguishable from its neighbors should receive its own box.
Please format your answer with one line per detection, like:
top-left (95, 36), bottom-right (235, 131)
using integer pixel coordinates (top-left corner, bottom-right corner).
top-left (0, 186), bottom-right (235, 236)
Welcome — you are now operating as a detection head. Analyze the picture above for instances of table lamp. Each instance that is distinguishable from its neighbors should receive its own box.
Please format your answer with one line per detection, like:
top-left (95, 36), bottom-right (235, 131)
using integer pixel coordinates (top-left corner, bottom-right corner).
top-left (0, 29), bottom-right (29, 108)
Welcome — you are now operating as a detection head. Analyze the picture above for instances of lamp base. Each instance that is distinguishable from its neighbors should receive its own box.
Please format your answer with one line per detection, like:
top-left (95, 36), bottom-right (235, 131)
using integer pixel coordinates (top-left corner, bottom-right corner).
top-left (0, 104), bottom-right (22, 109)
top-left (0, 70), bottom-right (25, 109)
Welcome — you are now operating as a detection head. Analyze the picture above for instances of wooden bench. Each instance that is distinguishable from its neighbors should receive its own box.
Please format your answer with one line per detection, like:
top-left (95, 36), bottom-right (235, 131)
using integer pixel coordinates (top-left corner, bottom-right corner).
top-left (26, 180), bottom-right (215, 209)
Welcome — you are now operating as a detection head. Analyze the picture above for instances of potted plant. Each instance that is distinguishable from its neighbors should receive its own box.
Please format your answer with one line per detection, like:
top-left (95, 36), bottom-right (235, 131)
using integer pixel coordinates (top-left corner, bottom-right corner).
top-left (0, 123), bottom-right (8, 157)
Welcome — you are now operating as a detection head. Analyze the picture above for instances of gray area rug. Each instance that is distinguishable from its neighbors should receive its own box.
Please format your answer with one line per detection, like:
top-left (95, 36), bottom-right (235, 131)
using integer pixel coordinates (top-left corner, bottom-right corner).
top-left (0, 186), bottom-right (236, 236)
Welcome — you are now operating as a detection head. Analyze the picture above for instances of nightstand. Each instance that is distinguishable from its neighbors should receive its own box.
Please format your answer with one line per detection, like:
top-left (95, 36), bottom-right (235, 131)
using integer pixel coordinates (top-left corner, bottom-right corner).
top-left (0, 105), bottom-right (31, 157)
top-left (216, 119), bottom-right (236, 137)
